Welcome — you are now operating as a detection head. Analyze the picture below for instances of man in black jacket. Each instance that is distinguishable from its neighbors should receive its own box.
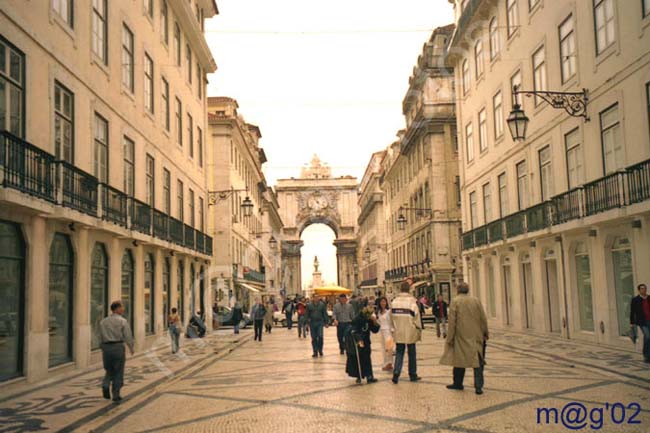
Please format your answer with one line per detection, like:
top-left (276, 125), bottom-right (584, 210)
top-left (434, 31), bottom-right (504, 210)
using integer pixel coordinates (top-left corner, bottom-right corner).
top-left (432, 294), bottom-right (448, 338)
top-left (630, 283), bottom-right (650, 362)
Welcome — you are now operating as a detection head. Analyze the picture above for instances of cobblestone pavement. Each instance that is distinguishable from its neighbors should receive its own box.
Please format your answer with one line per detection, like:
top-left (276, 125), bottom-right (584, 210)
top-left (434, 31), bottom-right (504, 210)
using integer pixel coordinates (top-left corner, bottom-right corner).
top-left (2, 327), bottom-right (650, 433)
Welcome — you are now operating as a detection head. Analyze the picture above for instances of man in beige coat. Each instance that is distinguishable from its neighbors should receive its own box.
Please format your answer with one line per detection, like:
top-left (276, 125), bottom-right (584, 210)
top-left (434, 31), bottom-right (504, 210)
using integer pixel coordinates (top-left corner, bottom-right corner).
top-left (440, 282), bottom-right (489, 395)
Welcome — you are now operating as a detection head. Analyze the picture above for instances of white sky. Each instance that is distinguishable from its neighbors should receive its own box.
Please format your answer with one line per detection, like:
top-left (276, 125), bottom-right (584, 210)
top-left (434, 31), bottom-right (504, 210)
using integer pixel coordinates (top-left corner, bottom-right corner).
top-left (205, 0), bottom-right (454, 286)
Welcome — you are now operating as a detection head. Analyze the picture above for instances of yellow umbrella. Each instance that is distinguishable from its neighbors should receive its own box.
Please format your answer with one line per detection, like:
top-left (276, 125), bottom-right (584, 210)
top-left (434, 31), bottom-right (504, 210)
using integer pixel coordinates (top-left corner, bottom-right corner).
top-left (313, 286), bottom-right (352, 296)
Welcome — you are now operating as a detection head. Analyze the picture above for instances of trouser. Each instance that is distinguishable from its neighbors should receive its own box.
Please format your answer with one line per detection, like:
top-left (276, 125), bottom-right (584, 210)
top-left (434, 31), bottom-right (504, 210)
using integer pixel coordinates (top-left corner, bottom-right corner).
top-left (169, 327), bottom-right (180, 353)
top-left (337, 322), bottom-right (351, 352)
top-left (435, 317), bottom-right (447, 337)
top-left (380, 329), bottom-right (393, 367)
top-left (453, 365), bottom-right (484, 390)
top-left (393, 343), bottom-right (417, 378)
top-left (286, 313), bottom-right (293, 329)
top-left (298, 315), bottom-right (308, 338)
top-left (265, 321), bottom-right (272, 333)
top-left (101, 343), bottom-right (126, 396)
top-left (254, 319), bottom-right (264, 341)
top-left (310, 322), bottom-right (324, 354)
top-left (233, 323), bottom-right (240, 334)
top-left (641, 320), bottom-right (650, 360)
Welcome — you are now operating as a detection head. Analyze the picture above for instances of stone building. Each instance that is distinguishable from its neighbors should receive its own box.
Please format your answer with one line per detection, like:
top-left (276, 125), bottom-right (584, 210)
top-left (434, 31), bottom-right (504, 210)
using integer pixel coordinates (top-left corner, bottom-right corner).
top-left (379, 25), bottom-right (462, 300)
top-left (357, 151), bottom-right (388, 297)
top-left (207, 97), bottom-right (281, 312)
top-left (449, 0), bottom-right (650, 349)
top-left (0, 1), bottom-right (217, 384)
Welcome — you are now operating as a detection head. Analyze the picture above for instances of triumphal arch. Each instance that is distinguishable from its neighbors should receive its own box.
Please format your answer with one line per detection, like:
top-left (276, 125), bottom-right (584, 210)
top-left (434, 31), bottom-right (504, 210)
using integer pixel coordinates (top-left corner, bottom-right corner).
top-left (275, 156), bottom-right (358, 295)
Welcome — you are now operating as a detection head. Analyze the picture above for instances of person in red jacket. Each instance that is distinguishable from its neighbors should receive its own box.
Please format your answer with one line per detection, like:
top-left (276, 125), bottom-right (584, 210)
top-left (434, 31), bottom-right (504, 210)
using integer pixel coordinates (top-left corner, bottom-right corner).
top-left (296, 297), bottom-right (309, 339)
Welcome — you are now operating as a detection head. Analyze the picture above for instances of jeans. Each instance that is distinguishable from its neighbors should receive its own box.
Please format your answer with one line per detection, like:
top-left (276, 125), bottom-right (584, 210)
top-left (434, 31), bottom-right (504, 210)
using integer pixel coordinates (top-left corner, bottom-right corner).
top-left (640, 320), bottom-right (650, 360)
top-left (286, 313), bottom-right (293, 330)
top-left (435, 317), bottom-right (447, 338)
top-left (254, 319), bottom-right (264, 341)
top-left (337, 322), bottom-right (351, 352)
top-left (310, 322), bottom-right (324, 354)
top-left (393, 343), bottom-right (417, 378)
top-left (298, 316), bottom-right (308, 338)
top-left (169, 326), bottom-right (180, 353)
top-left (101, 343), bottom-right (126, 396)
top-left (453, 365), bottom-right (484, 390)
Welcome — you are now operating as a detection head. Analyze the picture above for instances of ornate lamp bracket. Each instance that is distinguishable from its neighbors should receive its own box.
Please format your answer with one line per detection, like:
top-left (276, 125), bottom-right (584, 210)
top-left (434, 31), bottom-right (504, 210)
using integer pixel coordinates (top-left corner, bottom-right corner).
top-left (513, 85), bottom-right (589, 120)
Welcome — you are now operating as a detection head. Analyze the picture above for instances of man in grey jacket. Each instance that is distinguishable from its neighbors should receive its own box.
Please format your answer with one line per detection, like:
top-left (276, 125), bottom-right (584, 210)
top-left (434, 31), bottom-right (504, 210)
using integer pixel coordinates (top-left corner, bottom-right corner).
top-left (390, 281), bottom-right (422, 384)
top-left (99, 301), bottom-right (134, 402)
top-left (306, 294), bottom-right (329, 357)
top-left (333, 294), bottom-right (355, 355)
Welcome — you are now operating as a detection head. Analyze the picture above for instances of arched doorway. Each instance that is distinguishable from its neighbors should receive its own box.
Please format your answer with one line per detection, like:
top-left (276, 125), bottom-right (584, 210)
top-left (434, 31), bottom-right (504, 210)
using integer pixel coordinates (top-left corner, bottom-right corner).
top-left (163, 258), bottom-right (170, 328)
top-left (90, 243), bottom-right (108, 350)
top-left (0, 221), bottom-right (25, 381)
top-left (144, 253), bottom-right (155, 335)
top-left (199, 266), bottom-right (205, 316)
top-left (611, 236), bottom-right (634, 336)
top-left (178, 261), bottom-right (185, 322)
top-left (49, 233), bottom-right (74, 367)
top-left (543, 248), bottom-right (561, 333)
top-left (121, 250), bottom-right (135, 330)
top-left (300, 224), bottom-right (337, 293)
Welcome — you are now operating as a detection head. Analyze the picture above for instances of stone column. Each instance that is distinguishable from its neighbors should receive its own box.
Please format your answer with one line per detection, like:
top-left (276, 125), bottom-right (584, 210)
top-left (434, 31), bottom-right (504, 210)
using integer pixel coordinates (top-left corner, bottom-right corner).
top-left (133, 244), bottom-right (145, 351)
top-left (154, 248), bottom-right (164, 336)
top-left (108, 238), bottom-right (122, 305)
top-left (73, 227), bottom-right (91, 368)
top-left (281, 240), bottom-right (303, 295)
top-left (334, 239), bottom-right (357, 289)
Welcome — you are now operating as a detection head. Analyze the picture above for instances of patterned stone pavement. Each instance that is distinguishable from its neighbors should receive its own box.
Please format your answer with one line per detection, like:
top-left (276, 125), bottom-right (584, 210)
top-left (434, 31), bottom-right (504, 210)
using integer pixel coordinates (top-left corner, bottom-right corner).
top-left (1, 326), bottom-right (649, 433)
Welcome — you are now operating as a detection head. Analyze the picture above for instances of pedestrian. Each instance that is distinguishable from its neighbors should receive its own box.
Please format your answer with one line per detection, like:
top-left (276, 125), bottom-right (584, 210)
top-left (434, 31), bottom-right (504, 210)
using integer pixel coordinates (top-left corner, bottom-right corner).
top-left (232, 302), bottom-right (243, 334)
top-left (376, 296), bottom-right (394, 371)
top-left (345, 306), bottom-right (380, 384)
top-left (306, 294), bottom-right (329, 357)
top-left (168, 307), bottom-right (181, 353)
top-left (333, 294), bottom-right (355, 355)
top-left (417, 298), bottom-right (426, 330)
top-left (390, 281), bottom-right (422, 384)
top-left (251, 298), bottom-right (266, 342)
top-left (264, 300), bottom-right (274, 333)
top-left (99, 300), bottom-right (134, 402)
top-left (296, 297), bottom-right (308, 338)
top-left (440, 282), bottom-right (489, 395)
top-left (283, 298), bottom-right (295, 330)
top-left (433, 294), bottom-right (449, 338)
top-left (187, 311), bottom-right (206, 338)
top-left (630, 283), bottom-right (650, 363)
top-left (350, 294), bottom-right (361, 316)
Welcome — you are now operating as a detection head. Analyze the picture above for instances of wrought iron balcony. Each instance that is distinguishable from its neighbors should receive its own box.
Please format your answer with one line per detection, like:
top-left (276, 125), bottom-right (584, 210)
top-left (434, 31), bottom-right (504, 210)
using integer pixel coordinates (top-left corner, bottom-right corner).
top-left (462, 230), bottom-right (474, 249)
top-left (130, 198), bottom-right (152, 235)
top-left (244, 267), bottom-right (265, 284)
top-left (627, 160), bottom-right (650, 204)
top-left (60, 161), bottom-right (98, 216)
top-left (184, 224), bottom-right (195, 249)
top-left (169, 217), bottom-right (184, 245)
top-left (205, 235), bottom-right (213, 256)
top-left (474, 225), bottom-right (488, 246)
top-left (526, 201), bottom-right (551, 232)
top-left (1, 131), bottom-right (56, 202)
top-left (101, 184), bottom-right (127, 227)
top-left (487, 220), bottom-right (504, 242)
top-left (584, 172), bottom-right (625, 216)
top-left (153, 209), bottom-right (169, 240)
top-left (504, 211), bottom-right (526, 237)
top-left (551, 187), bottom-right (583, 224)
top-left (196, 231), bottom-right (205, 253)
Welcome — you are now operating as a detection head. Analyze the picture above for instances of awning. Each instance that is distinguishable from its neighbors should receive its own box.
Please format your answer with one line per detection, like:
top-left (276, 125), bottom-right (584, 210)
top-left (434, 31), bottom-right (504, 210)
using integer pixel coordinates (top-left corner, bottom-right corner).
top-left (237, 282), bottom-right (263, 293)
top-left (313, 286), bottom-right (352, 295)
top-left (359, 285), bottom-right (379, 290)
top-left (413, 281), bottom-right (430, 289)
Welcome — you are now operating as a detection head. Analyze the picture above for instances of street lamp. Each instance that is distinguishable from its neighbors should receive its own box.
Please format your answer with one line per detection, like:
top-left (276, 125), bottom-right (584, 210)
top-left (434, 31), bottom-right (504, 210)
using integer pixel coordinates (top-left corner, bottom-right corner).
top-left (242, 196), bottom-right (254, 218)
top-left (364, 246), bottom-right (371, 261)
top-left (207, 187), bottom-right (255, 218)
top-left (269, 236), bottom-right (278, 250)
top-left (397, 212), bottom-right (407, 230)
top-left (507, 102), bottom-right (529, 142)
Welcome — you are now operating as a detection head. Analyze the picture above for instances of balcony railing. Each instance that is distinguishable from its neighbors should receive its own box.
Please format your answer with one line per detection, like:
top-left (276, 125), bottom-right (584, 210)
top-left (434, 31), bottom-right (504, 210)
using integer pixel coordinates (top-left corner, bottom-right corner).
top-left (196, 231), bottom-right (205, 253)
top-left (244, 268), bottom-right (265, 284)
top-left (60, 162), bottom-right (98, 217)
top-left (130, 198), bottom-right (152, 235)
top-left (205, 235), bottom-right (213, 256)
top-left (170, 217), bottom-right (184, 245)
top-left (1, 131), bottom-right (56, 202)
top-left (153, 209), bottom-right (169, 240)
top-left (462, 159), bottom-right (650, 251)
top-left (184, 224), bottom-right (195, 249)
top-left (101, 184), bottom-right (127, 227)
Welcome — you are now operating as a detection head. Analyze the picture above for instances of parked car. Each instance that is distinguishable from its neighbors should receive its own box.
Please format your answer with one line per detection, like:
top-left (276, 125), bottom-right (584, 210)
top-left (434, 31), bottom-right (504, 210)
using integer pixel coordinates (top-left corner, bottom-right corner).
top-left (214, 306), bottom-right (252, 329)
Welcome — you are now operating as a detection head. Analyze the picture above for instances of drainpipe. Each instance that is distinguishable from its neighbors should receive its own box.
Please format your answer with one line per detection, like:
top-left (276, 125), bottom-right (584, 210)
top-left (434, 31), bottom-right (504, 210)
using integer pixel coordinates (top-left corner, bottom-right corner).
top-left (556, 235), bottom-right (570, 340)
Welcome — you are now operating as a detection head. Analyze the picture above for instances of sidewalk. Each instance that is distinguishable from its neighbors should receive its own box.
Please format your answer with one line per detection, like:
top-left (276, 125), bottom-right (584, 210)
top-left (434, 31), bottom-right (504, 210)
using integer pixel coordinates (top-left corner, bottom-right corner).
top-left (0, 329), bottom-right (253, 433)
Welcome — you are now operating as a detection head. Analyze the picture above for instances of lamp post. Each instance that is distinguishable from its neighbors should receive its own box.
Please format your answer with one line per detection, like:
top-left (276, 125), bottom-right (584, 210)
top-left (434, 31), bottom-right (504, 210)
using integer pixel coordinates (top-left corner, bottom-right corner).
top-left (207, 187), bottom-right (255, 218)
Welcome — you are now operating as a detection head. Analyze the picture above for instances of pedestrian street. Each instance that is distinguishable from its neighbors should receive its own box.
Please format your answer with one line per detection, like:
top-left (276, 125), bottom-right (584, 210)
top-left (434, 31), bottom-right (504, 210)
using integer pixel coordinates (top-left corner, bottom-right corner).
top-left (23, 326), bottom-right (646, 433)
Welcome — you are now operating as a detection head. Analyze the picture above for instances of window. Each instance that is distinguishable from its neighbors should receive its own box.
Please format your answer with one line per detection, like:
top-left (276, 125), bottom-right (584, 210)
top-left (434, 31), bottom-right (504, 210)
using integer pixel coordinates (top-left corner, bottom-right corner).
top-left (539, 146), bottom-right (553, 201)
top-left (174, 23), bottom-right (181, 66)
top-left (507, 0), bottom-right (519, 38)
top-left (493, 91), bottom-right (503, 139)
top-left (197, 64), bottom-right (202, 99)
top-left (516, 160), bottom-right (528, 210)
top-left (121, 24), bottom-right (134, 93)
top-left (175, 97), bottom-right (182, 146)
top-left (559, 15), bottom-right (576, 83)
top-left (498, 172), bottom-right (508, 217)
top-left (565, 128), bottom-right (584, 189)
top-left (600, 104), bottom-right (623, 173)
top-left (90, 243), bottom-right (108, 350)
top-left (146, 154), bottom-right (155, 206)
top-left (465, 122), bottom-right (474, 162)
top-left (92, 0), bottom-right (107, 63)
top-left (187, 113), bottom-right (194, 158)
top-left (52, 0), bottom-right (73, 27)
top-left (199, 197), bottom-right (204, 231)
top-left (144, 54), bottom-right (154, 113)
top-left (469, 191), bottom-right (478, 229)
top-left (144, 253), bottom-right (155, 335)
top-left (455, 176), bottom-right (461, 206)
top-left (197, 126), bottom-right (203, 167)
top-left (162, 78), bottom-right (170, 131)
top-left (489, 17), bottom-right (501, 60)
top-left (0, 38), bottom-right (25, 137)
top-left (645, 0), bottom-right (650, 17)
top-left (189, 189), bottom-right (195, 227)
top-left (121, 250), bottom-right (134, 329)
top-left (123, 136), bottom-right (135, 196)
top-left (177, 180), bottom-right (184, 221)
top-left (482, 183), bottom-right (492, 223)
top-left (163, 168), bottom-right (171, 213)
top-left (474, 39), bottom-right (484, 79)
top-left (48, 234), bottom-right (73, 367)
top-left (611, 237), bottom-right (634, 336)
top-left (54, 82), bottom-right (74, 163)
top-left (161, 0), bottom-right (169, 44)
top-left (574, 242), bottom-right (594, 331)
top-left (478, 108), bottom-right (488, 152)
top-left (594, 0), bottom-right (616, 54)
top-left (94, 113), bottom-right (108, 183)
top-left (462, 59), bottom-right (470, 95)
top-left (144, 0), bottom-right (153, 18)
top-left (511, 69), bottom-right (522, 106)
top-left (532, 46), bottom-right (547, 106)
top-left (186, 44), bottom-right (192, 83)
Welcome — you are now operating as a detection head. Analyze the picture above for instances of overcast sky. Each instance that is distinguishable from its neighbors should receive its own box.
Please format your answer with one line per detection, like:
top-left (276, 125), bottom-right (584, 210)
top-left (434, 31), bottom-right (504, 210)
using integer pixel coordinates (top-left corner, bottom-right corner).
top-left (205, 0), bottom-right (454, 287)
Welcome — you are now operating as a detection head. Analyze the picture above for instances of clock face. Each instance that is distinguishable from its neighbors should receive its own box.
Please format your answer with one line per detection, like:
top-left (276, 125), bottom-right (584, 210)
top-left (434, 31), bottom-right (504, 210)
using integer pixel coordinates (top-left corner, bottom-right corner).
top-left (308, 196), bottom-right (328, 210)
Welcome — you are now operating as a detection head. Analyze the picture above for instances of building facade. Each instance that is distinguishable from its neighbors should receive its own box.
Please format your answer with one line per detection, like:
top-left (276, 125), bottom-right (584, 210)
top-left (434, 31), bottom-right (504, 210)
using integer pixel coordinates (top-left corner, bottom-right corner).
top-left (207, 97), bottom-right (281, 312)
top-left (0, 0), bottom-right (217, 384)
top-left (450, 0), bottom-right (650, 349)
top-left (357, 151), bottom-right (388, 297)
top-left (380, 25), bottom-right (462, 301)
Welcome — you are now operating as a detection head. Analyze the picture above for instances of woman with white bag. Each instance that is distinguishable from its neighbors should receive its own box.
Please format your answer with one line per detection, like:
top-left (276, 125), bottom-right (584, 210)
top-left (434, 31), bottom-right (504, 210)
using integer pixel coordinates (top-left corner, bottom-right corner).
top-left (377, 296), bottom-right (395, 371)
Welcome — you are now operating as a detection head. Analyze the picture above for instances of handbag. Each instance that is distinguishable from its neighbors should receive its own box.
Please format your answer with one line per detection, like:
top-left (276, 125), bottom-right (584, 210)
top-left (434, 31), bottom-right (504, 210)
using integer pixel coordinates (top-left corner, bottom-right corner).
top-left (384, 334), bottom-right (395, 351)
